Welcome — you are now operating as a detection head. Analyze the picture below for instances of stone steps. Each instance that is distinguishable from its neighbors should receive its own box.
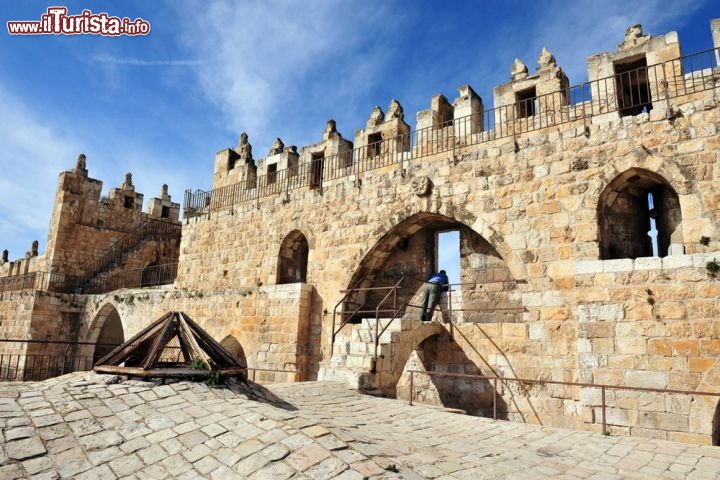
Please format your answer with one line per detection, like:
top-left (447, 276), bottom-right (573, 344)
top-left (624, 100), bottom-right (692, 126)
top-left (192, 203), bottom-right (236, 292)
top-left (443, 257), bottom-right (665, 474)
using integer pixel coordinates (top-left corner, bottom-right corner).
top-left (321, 317), bottom-right (402, 389)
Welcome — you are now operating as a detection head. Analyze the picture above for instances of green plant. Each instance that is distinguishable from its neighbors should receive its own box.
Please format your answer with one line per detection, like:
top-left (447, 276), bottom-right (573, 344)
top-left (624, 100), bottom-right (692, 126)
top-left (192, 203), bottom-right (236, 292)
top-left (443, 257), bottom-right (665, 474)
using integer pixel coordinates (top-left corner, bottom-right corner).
top-left (384, 464), bottom-right (399, 473)
top-left (205, 371), bottom-right (227, 386)
top-left (188, 358), bottom-right (208, 370)
top-left (707, 259), bottom-right (720, 277)
top-left (700, 236), bottom-right (711, 246)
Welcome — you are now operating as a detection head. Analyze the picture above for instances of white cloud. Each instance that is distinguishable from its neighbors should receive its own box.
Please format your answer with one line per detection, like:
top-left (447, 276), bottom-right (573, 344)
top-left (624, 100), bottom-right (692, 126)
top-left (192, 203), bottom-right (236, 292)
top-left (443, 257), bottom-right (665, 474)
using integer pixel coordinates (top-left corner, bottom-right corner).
top-left (175, 0), bottom-right (395, 151)
top-left (0, 85), bottom-right (81, 259)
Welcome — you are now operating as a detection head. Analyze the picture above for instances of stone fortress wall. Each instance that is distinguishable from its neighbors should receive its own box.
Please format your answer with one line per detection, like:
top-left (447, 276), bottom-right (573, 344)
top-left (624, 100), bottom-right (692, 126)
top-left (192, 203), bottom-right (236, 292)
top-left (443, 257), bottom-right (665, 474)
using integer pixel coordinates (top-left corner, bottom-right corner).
top-left (2, 19), bottom-right (720, 445)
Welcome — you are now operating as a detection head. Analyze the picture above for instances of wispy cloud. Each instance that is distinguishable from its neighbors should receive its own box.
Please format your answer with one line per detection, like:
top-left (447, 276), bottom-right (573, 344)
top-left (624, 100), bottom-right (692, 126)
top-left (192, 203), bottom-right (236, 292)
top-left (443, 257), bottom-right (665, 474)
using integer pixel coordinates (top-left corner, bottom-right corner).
top-left (174, 0), bottom-right (396, 151)
top-left (90, 54), bottom-right (201, 66)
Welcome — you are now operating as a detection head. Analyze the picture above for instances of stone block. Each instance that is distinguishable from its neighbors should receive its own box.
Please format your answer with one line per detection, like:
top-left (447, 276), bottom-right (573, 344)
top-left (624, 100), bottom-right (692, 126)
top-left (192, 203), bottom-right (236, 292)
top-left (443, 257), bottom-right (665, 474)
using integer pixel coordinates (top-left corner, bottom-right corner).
top-left (662, 255), bottom-right (693, 269)
top-left (575, 260), bottom-right (604, 275)
top-left (625, 370), bottom-right (668, 389)
top-left (639, 411), bottom-right (689, 432)
top-left (633, 257), bottom-right (662, 270)
top-left (528, 323), bottom-right (546, 341)
top-left (603, 259), bottom-right (633, 273)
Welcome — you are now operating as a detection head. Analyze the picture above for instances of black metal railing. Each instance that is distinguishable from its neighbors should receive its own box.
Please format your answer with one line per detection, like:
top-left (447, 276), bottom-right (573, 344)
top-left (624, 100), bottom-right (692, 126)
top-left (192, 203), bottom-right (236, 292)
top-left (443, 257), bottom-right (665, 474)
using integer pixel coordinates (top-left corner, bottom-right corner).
top-left (82, 218), bottom-right (181, 282)
top-left (0, 263), bottom-right (178, 295)
top-left (0, 338), bottom-right (299, 384)
top-left (184, 47), bottom-right (719, 217)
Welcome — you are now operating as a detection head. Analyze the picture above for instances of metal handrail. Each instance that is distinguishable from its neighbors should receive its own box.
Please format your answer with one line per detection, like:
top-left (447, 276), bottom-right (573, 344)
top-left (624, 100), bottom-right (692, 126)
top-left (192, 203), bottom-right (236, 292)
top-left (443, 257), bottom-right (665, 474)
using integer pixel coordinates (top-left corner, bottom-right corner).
top-left (184, 47), bottom-right (720, 217)
top-left (0, 263), bottom-right (178, 295)
top-left (407, 369), bottom-right (720, 439)
top-left (373, 275), bottom-right (405, 359)
top-left (331, 277), bottom-right (366, 349)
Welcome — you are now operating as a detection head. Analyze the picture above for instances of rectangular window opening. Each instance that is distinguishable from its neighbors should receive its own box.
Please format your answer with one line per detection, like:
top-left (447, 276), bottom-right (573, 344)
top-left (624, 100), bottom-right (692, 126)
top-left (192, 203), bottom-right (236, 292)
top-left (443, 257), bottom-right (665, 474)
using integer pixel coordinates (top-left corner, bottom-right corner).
top-left (124, 196), bottom-right (134, 209)
top-left (515, 87), bottom-right (536, 119)
top-left (368, 133), bottom-right (382, 158)
top-left (436, 230), bottom-right (460, 285)
top-left (267, 163), bottom-right (278, 185)
top-left (614, 56), bottom-right (652, 117)
top-left (310, 152), bottom-right (324, 189)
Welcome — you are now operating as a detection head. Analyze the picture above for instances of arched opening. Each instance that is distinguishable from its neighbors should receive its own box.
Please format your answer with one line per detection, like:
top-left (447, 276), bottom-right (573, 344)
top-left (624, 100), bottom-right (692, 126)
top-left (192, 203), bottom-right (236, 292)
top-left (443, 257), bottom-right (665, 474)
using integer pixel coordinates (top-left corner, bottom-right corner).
top-left (219, 335), bottom-right (247, 367)
top-left (344, 212), bottom-right (519, 324)
top-left (92, 304), bottom-right (124, 364)
top-left (598, 168), bottom-right (682, 259)
top-left (395, 329), bottom-right (506, 418)
top-left (277, 230), bottom-right (309, 284)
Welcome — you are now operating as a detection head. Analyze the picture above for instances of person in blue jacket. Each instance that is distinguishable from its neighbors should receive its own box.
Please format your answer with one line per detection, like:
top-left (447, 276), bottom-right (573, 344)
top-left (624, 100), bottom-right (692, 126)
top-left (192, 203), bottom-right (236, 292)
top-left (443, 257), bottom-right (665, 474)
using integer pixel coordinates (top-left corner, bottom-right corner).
top-left (420, 270), bottom-right (449, 323)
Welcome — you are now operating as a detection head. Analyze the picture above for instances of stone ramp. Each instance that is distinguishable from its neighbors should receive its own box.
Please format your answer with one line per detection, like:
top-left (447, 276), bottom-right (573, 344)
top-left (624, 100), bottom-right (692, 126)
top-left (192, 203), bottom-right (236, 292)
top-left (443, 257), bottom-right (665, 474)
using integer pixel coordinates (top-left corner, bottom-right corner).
top-left (1, 373), bottom-right (720, 479)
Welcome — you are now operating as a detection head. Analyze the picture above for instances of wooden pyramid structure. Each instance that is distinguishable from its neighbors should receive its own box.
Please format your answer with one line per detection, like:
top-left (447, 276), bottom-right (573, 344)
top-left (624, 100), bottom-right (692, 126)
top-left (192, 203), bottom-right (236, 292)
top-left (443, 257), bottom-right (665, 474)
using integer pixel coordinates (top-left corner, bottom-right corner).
top-left (93, 311), bottom-right (246, 378)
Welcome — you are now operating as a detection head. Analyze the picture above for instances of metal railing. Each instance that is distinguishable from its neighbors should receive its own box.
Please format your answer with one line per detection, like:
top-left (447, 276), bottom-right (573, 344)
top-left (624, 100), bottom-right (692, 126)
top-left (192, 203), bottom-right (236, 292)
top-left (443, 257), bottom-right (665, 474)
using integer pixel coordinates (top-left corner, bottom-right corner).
top-left (407, 369), bottom-right (720, 442)
top-left (185, 47), bottom-right (720, 217)
top-left (331, 278), bottom-right (407, 359)
top-left (331, 277), bottom-right (526, 365)
top-left (0, 263), bottom-right (178, 295)
top-left (82, 218), bottom-right (181, 282)
top-left (0, 339), bottom-right (299, 385)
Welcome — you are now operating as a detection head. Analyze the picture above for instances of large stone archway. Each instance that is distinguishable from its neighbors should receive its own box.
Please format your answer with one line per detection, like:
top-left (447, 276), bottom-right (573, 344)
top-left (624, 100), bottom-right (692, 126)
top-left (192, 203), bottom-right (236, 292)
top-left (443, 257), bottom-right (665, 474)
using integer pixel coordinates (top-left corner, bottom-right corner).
top-left (343, 211), bottom-right (522, 323)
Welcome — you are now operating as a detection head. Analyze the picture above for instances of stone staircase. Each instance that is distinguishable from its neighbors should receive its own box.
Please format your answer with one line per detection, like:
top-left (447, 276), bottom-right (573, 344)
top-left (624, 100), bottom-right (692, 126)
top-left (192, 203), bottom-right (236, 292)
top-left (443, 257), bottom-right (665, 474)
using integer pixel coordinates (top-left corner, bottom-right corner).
top-left (319, 317), bottom-right (402, 391)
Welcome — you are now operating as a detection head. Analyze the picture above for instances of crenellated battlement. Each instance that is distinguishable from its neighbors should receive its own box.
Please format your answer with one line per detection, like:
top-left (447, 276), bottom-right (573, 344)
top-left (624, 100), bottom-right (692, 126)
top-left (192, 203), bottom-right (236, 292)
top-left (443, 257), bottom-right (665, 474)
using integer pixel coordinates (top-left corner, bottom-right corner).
top-left (188, 22), bottom-right (720, 218)
top-left (1, 154), bottom-right (181, 281)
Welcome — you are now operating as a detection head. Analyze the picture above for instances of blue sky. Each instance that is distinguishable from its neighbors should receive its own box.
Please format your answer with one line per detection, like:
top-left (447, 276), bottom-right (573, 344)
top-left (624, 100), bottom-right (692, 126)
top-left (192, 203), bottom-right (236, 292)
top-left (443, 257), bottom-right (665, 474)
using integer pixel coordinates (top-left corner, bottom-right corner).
top-left (0, 1), bottom-right (717, 266)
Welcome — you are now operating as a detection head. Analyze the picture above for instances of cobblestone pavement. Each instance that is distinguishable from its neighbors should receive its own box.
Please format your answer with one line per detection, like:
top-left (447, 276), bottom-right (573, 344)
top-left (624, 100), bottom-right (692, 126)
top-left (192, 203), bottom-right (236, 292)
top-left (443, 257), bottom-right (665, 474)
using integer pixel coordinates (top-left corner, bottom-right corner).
top-left (1, 373), bottom-right (720, 479)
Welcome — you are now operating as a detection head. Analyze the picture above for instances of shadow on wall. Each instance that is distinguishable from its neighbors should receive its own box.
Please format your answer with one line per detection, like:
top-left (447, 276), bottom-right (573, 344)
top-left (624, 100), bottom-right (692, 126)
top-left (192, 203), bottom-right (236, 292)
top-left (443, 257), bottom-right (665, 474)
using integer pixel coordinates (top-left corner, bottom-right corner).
top-left (397, 329), bottom-right (508, 419)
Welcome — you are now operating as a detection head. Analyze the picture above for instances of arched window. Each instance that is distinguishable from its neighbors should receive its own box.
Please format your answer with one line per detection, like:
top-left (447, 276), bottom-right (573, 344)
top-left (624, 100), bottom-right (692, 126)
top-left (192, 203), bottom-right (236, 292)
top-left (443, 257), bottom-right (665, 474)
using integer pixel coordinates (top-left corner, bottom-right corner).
top-left (220, 335), bottom-right (247, 367)
top-left (93, 305), bottom-right (124, 364)
top-left (598, 169), bottom-right (682, 259)
top-left (277, 230), bottom-right (309, 284)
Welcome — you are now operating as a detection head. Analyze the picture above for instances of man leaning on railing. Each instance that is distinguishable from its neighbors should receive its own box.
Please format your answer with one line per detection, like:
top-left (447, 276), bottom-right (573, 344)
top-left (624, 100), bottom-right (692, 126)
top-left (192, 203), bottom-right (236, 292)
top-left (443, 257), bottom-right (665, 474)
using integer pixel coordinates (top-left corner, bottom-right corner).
top-left (420, 269), bottom-right (449, 323)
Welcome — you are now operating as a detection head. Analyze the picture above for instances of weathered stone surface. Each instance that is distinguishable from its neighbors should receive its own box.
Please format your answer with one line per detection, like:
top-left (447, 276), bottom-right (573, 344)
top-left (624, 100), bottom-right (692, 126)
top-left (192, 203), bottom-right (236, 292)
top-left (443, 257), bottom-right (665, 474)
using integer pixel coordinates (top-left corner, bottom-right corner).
top-left (7, 436), bottom-right (47, 460)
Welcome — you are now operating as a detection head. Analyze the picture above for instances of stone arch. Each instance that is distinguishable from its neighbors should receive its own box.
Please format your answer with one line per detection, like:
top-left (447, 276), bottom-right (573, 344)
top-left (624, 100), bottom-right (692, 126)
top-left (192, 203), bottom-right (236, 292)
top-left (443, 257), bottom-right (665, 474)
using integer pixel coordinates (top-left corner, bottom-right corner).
top-left (220, 335), bottom-right (247, 367)
top-left (598, 150), bottom-right (693, 197)
top-left (343, 211), bottom-right (522, 322)
top-left (392, 324), bottom-right (506, 417)
top-left (88, 303), bottom-right (125, 364)
top-left (598, 168), bottom-right (682, 259)
top-left (277, 230), bottom-right (309, 284)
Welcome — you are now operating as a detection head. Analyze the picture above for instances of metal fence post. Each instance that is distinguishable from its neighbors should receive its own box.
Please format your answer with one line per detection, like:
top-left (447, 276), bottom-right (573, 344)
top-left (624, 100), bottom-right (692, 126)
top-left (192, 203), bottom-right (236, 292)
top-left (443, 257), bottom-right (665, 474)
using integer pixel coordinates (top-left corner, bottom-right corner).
top-left (409, 370), bottom-right (414, 406)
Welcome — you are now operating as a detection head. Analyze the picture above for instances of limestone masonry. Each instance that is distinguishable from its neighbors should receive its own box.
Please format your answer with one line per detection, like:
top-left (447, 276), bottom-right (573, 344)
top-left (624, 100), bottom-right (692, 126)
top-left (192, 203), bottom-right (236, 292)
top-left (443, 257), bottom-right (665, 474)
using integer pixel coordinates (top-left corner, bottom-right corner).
top-left (2, 19), bottom-right (720, 445)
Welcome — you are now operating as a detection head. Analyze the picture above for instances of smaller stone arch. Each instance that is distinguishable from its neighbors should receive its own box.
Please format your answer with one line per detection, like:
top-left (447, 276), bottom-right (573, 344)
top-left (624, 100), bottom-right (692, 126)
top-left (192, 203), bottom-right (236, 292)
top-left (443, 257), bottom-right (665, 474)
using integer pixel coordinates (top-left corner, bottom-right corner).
top-left (713, 401), bottom-right (720, 446)
top-left (89, 303), bottom-right (125, 364)
top-left (277, 230), bottom-right (309, 284)
top-left (598, 168), bottom-right (682, 259)
top-left (220, 335), bottom-right (247, 367)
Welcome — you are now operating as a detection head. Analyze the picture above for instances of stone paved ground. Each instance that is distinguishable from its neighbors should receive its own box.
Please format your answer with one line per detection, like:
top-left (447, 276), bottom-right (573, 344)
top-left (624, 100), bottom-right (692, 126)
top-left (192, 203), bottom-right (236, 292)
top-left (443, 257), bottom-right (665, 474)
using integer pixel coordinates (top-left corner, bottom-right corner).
top-left (1, 373), bottom-right (720, 479)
